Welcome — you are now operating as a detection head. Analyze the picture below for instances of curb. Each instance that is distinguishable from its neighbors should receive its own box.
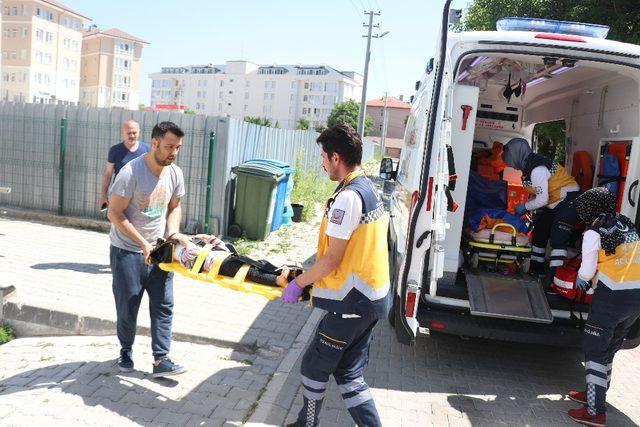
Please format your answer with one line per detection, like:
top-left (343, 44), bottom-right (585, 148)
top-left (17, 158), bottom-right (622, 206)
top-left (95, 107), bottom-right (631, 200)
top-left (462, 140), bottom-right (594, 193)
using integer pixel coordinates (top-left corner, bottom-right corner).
top-left (1, 300), bottom-right (264, 354)
top-left (0, 206), bottom-right (110, 233)
top-left (246, 307), bottom-right (323, 426)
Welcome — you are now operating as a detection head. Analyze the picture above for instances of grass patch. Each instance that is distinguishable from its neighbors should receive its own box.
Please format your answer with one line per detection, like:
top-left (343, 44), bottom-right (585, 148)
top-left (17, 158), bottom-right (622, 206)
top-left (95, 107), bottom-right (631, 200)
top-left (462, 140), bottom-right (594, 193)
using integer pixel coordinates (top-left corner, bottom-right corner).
top-left (291, 151), bottom-right (336, 222)
top-left (0, 326), bottom-right (15, 345)
top-left (232, 237), bottom-right (260, 256)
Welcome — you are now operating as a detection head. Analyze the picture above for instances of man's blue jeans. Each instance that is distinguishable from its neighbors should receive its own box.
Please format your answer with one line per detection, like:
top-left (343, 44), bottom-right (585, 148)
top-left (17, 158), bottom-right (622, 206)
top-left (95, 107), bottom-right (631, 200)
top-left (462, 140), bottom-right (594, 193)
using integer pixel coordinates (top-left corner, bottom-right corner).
top-left (110, 245), bottom-right (174, 359)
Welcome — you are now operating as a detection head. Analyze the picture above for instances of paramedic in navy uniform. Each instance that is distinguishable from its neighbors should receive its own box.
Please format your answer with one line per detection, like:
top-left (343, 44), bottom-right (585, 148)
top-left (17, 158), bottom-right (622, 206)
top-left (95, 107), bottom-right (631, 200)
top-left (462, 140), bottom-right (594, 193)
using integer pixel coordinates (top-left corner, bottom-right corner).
top-left (99, 119), bottom-right (149, 210)
top-left (502, 138), bottom-right (581, 281)
top-left (566, 188), bottom-right (640, 427)
top-left (281, 123), bottom-right (390, 427)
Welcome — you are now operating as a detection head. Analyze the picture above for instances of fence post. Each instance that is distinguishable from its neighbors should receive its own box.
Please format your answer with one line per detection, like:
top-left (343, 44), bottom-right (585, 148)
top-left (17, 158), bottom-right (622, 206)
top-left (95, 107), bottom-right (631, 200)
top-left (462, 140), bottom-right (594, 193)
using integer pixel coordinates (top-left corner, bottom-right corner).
top-left (204, 131), bottom-right (216, 234)
top-left (58, 117), bottom-right (67, 215)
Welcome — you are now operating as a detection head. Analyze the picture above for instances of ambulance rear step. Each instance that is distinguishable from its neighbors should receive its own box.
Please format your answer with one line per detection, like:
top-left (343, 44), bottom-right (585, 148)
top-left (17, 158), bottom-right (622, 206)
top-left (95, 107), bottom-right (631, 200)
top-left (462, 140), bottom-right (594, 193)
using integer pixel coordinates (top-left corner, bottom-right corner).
top-left (466, 271), bottom-right (553, 323)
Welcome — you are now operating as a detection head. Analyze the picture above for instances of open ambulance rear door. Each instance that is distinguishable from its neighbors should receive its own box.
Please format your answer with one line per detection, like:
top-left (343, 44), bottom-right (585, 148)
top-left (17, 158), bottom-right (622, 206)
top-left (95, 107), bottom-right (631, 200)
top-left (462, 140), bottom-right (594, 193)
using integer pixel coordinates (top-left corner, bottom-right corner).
top-left (394, 0), bottom-right (454, 345)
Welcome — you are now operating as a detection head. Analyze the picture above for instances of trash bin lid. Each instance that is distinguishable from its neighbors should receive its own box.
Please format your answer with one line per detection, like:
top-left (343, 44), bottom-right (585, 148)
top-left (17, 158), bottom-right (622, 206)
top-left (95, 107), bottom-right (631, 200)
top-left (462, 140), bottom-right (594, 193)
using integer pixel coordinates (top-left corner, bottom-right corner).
top-left (246, 159), bottom-right (294, 174)
top-left (232, 162), bottom-right (285, 180)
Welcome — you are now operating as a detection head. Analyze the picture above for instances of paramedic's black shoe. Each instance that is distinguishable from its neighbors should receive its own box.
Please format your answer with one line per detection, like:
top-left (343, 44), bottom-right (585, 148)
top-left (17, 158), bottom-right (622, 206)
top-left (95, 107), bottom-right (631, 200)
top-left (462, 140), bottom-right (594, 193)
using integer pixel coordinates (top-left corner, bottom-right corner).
top-left (286, 422), bottom-right (304, 427)
top-left (152, 357), bottom-right (186, 378)
top-left (568, 390), bottom-right (587, 405)
top-left (118, 349), bottom-right (134, 372)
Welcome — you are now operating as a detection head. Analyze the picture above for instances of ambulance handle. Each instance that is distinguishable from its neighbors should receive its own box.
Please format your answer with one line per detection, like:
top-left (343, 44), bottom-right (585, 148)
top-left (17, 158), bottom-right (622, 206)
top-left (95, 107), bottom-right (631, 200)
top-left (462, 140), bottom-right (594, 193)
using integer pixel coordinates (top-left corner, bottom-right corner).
top-left (629, 180), bottom-right (639, 208)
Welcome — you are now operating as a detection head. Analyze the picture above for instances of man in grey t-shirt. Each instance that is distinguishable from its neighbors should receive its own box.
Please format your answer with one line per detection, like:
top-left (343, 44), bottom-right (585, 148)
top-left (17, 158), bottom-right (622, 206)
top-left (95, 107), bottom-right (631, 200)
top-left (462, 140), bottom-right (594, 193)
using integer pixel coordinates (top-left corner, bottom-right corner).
top-left (108, 121), bottom-right (191, 378)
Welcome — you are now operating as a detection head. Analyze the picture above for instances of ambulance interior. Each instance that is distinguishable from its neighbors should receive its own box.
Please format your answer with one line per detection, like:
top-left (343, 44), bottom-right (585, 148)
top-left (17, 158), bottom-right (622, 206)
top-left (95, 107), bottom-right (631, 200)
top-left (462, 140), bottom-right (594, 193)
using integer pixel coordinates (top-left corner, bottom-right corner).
top-left (440, 53), bottom-right (640, 324)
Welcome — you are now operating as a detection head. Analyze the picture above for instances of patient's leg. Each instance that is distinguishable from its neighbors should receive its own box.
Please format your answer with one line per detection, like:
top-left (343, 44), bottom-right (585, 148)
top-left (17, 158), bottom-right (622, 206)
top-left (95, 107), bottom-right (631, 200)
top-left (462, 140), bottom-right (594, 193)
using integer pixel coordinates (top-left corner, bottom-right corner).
top-left (214, 257), bottom-right (288, 287)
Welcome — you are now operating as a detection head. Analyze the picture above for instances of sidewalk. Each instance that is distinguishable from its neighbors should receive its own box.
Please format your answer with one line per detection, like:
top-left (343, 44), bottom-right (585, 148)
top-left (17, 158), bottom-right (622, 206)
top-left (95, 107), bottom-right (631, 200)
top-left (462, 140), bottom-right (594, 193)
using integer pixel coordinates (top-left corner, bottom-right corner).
top-left (0, 214), bottom-right (321, 425)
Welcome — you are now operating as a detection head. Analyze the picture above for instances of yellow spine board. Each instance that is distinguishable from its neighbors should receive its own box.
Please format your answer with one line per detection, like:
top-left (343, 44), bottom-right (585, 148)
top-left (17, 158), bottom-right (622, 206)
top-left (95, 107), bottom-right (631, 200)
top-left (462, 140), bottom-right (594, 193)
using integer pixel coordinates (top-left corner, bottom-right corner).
top-left (157, 246), bottom-right (283, 300)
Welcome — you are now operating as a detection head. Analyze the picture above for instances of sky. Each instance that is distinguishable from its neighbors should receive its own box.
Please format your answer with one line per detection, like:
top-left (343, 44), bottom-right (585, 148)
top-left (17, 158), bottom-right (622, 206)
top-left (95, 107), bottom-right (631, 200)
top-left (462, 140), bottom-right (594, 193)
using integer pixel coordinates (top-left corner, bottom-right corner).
top-left (63, 0), bottom-right (472, 106)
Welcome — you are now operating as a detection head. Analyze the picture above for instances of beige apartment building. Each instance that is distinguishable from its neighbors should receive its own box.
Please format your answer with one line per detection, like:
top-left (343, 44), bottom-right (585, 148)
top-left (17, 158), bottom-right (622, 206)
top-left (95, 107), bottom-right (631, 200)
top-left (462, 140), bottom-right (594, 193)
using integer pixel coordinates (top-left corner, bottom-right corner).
top-left (80, 27), bottom-right (146, 110)
top-left (1, 0), bottom-right (88, 104)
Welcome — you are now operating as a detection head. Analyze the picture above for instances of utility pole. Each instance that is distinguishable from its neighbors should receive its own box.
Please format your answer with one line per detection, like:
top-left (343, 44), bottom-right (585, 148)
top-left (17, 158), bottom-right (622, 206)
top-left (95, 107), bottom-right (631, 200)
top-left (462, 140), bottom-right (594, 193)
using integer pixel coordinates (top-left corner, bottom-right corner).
top-left (357, 11), bottom-right (388, 138)
top-left (381, 91), bottom-right (389, 156)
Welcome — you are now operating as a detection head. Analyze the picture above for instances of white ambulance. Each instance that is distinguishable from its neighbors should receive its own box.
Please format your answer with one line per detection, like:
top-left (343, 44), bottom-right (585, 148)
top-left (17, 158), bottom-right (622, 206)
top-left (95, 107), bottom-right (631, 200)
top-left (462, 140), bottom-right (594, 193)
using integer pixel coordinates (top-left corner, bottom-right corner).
top-left (386, 1), bottom-right (640, 348)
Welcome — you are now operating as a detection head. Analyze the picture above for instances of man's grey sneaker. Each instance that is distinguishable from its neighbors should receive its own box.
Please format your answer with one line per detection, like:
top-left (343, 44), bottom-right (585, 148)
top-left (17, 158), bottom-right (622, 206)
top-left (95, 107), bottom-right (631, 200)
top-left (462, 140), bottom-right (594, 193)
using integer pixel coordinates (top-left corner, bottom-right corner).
top-left (118, 349), bottom-right (134, 372)
top-left (152, 357), bottom-right (186, 378)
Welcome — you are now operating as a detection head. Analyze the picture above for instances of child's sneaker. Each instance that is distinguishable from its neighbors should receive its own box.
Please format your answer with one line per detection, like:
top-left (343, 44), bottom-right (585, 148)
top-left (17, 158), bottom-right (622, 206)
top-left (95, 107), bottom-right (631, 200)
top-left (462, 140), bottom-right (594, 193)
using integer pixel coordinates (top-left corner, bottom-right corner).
top-left (118, 349), bottom-right (134, 372)
top-left (568, 406), bottom-right (606, 427)
top-left (568, 390), bottom-right (587, 405)
top-left (152, 357), bottom-right (186, 378)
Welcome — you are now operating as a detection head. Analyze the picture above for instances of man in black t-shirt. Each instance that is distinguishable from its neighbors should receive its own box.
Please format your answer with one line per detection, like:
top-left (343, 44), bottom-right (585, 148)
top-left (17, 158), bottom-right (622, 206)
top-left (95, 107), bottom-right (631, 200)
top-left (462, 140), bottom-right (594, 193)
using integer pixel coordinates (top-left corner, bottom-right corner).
top-left (99, 120), bottom-right (149, 209)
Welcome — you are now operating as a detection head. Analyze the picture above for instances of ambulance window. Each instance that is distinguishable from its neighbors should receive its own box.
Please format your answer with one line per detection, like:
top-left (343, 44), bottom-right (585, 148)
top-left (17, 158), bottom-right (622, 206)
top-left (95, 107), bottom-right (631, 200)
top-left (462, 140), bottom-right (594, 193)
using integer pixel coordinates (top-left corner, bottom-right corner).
top-left (532, 120), bottom-right (566, 165)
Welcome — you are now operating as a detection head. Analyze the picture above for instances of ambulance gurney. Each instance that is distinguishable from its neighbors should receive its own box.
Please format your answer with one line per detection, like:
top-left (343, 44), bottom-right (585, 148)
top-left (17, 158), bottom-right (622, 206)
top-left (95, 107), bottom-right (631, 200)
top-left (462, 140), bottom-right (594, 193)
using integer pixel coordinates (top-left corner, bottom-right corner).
top-left (464, 208), bottom-right (532, 273)
top-left (149, 237), bottom-right (309, 301)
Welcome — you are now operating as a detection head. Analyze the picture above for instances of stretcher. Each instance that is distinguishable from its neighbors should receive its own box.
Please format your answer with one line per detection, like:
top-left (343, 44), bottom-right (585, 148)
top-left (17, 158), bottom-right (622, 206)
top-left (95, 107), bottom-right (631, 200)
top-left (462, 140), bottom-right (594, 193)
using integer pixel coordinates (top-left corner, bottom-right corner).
top-left (150, 239), bottom-right (308, 301)
top-left (466, 222), bottom-right (531, 273)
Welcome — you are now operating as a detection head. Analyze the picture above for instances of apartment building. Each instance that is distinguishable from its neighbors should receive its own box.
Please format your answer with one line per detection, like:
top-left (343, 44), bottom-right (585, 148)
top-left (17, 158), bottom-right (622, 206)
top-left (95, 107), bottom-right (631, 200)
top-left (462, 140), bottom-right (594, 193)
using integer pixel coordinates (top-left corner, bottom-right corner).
top-left (80, 27), bottom-right (147, 110)
top-left (366, 96), bottom-right (411, 138)
top-left (1, 0), bottom-right (88, 104)
top-left (149, 60), bottom-right (363, 129)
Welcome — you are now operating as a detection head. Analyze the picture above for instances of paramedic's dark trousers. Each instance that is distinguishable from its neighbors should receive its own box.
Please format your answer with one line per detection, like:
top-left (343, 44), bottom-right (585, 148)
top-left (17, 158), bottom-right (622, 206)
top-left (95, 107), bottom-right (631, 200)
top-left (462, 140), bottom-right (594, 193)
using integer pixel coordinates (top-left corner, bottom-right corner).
top-left (583, 284), bottom-right (640, 414)
top-left (530, 191), bottom-right (579, 275)
top-left (296, 312), bottom-right (381, 427)
top-left (110, 245), bottom-right (174, 359)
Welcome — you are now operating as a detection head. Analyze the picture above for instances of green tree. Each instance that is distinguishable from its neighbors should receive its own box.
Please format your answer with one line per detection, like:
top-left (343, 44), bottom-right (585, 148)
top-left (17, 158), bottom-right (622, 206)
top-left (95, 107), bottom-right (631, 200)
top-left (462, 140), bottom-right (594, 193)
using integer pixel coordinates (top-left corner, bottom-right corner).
top-left (326, 100), bottom-right (373, 136)
top-left (314, 125), bottom-right (326, 133)
top-left (274, 121), bottom-right (280, 128)
top-left (296, 118), bottom-right (310, 130)
top-left (461, 0), bottom-right (640, 45)
top-left (183, 108), bottom-right (195, 115)
top-left (244, 116), bottom-right (271, 127)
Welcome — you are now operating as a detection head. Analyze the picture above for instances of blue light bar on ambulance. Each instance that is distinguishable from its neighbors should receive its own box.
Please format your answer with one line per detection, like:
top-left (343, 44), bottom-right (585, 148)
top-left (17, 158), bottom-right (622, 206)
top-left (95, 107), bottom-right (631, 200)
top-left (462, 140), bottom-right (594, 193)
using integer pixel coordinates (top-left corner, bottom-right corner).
top-left (496, 17), bottom-right (610, 39)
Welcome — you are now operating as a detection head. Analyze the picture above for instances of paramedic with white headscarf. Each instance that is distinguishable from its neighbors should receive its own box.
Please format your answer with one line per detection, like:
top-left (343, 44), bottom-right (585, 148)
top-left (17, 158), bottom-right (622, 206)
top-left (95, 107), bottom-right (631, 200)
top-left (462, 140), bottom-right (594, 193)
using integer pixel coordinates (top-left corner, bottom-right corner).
top-left (566, 187), bottom-right (640, 427)
top-left (502, 138), bottom-right (581, 279)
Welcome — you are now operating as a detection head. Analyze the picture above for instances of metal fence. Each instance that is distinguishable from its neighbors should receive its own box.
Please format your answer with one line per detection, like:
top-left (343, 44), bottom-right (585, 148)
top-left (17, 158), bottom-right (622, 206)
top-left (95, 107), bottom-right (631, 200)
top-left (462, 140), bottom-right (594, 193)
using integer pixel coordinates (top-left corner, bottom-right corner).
top-left (0, 102), bottom-right (321, 235)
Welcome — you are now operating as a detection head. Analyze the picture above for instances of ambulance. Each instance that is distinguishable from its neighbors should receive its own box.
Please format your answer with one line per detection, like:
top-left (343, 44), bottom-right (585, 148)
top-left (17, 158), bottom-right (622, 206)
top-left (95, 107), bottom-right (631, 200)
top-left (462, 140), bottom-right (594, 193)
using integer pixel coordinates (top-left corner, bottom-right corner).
top-left (386, 1), bottom-right (640, 348)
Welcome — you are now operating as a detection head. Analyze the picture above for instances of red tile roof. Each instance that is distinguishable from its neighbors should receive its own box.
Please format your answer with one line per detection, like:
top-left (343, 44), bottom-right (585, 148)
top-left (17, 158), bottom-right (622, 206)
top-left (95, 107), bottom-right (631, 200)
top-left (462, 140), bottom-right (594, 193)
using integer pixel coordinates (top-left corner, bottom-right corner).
top-left (40, 0), bottom-right (91, 20)
top-left (366, 96), bottom-right (411, 109)
top-left (84, 27), bottom-right (148, 44)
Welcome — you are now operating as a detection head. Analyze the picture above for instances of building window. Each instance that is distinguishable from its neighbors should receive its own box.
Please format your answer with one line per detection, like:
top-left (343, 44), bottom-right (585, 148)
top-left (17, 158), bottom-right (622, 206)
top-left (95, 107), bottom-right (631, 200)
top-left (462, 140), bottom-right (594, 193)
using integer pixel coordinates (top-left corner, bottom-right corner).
top-left (219, 81), bottom-right (224, 87)
top-left (44, 53), bottom-right (52, 64)
top-left (244, 104), bottom-right (248, 112)
top-left (290, 94), bottom-right (294, 101)
top-left (45, 32), bottom-right (53, 43)
top-left (20, 49), bottom-right (26, 60)
top-left (245, 81), bottom-right (250, 88)
top-left (325, 82), bottom-right (338, 92)
top-left (36, 29), bottom-right (43, 41)
top-left (291, 81), bottom-right (296, 89)
top-left (21, 28), bottom-right (28, 38)
top-left (11, 29), bottom-right (17, 38)
top-left (35, 51), bottom-right (42, 63)
top-left (244, 92), bottom-right (249, 100)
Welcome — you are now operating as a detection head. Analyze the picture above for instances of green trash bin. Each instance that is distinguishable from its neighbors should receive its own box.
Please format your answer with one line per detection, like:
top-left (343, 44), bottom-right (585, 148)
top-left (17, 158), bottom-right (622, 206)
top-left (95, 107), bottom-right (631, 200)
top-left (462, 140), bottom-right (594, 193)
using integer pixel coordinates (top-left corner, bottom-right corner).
top-left (231, 162), bottom-right (285, 240)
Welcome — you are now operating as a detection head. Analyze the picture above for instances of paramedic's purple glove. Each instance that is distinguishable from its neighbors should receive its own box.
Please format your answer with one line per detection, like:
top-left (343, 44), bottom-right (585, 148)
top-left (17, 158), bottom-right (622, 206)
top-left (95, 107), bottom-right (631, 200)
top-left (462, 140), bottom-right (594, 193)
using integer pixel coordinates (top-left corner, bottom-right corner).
top-left (514, 204), bottom-right (527, 216)
top-left (282, 279), bottom-right (304, 304)
top-left (576, 277), bottom-right (591, 292)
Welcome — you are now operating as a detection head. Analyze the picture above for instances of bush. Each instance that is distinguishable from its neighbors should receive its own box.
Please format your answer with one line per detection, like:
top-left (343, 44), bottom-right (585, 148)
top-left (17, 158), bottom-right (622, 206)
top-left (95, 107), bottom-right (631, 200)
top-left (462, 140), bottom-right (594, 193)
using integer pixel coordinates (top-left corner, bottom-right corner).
top-left (291, 151), bottom-right (335, 222)
top-left (0, 326), bottom-right (16, 345)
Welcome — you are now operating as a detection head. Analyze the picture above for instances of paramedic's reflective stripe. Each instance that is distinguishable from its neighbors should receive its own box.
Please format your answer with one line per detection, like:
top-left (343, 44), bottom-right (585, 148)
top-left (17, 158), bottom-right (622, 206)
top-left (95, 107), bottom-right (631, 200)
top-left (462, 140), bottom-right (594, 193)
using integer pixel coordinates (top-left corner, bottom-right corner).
top-left (551, 249), bottom-right (567, 257)
top-left (586, 373), bottom-right (608, 388)
top-left (338, 377), bottom-right (366, 394)
top-left (553, 277), bottom-right (574, 289)
top-left (313, 273), bottom-right (390, 301)
top-left (549, 249), bottom-right (567, 267)
top-left (343, 388), bottom-right (373, 408)
top-left (586, 361), bottom-right (608, 374)
top-left (598, 272), bottom-right (640, 290)
top-left (302, 375), bottom-right (327, 400)
top-left (532, 246), bottom-right (546, 262)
